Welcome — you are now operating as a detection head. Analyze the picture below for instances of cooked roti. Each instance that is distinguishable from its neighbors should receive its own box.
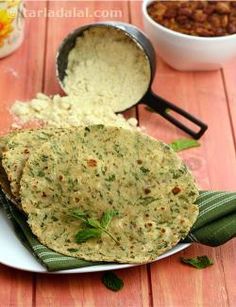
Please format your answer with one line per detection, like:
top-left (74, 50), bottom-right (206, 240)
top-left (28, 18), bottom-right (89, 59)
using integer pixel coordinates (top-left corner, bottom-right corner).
top-left (0, 133), bottom-right (19, 206)
top-left (20, 126), bottom-right (199, 263)
top-left (2, 128), bottom-right (69, 202)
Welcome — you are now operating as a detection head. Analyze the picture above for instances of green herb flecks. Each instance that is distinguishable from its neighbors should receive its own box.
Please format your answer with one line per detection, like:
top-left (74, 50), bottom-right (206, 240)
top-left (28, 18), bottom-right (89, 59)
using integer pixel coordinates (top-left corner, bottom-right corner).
top-left (71, 209), bottom-right (120, 245)
top-left (102, 271), bottom-right (124, 292)
top-left (41, 154), bottom-right (48, 162)
top-left (113, 144), bottom-right (123, 157)
top-left (181, 256), bottom-right (214, 269)
top-left (137, 196), bottom-right (159, 206)
top-left (37, 170), bottom-right (45, 177)
top-left (105, 174), bottom-right (116, 182)
top-left (169, 138), bottom-right (200, 152)
top-left (140, 166), bottom-right (150, 174)
top-left (67, 248), bottom-right (79, 253)
top-left (67, 178), bottom-right (77, 192)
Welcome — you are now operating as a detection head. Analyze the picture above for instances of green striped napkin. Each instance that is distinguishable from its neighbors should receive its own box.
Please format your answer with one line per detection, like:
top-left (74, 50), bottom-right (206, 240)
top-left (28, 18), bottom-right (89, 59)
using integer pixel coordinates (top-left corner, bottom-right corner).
top-left (0, 192), bottom-right (97, 271)
top-left (183, 191), bottom-right (236, 246)
top-left (0, 190), bottom-right (235, 272)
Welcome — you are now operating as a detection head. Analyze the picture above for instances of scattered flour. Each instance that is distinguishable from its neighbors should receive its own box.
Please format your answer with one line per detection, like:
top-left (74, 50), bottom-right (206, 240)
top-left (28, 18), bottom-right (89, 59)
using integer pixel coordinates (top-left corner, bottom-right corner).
top-left (11, 93), bottom-right (138, 130)
top-left (10, 27), bottom-right (151, 130)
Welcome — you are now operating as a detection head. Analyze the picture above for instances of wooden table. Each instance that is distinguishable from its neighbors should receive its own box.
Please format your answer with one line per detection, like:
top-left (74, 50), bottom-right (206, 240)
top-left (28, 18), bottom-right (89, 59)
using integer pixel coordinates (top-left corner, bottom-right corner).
top-left (0, 1), bottom-right (235, 306)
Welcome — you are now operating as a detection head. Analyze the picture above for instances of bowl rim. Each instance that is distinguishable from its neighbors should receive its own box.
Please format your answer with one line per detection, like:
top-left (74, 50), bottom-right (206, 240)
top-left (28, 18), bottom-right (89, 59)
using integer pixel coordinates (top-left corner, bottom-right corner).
top-left (142, 0), bottom-right (236, 41)
top-left (56, 21), bottom-right (153, 97)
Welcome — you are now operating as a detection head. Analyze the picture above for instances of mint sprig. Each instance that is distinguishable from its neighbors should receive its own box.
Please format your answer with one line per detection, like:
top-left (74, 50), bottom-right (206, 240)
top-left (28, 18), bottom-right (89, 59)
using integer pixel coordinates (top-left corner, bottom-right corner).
top-left (71, 209), bottom-right (119, 245)
top-left (100, 210), bottom-right (118, 228)
top-left (75, 228), bottom-right (102, 243)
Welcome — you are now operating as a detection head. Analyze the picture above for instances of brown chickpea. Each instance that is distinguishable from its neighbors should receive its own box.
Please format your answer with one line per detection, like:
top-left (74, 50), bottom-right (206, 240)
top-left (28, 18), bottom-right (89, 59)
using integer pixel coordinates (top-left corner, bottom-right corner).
top-left (147, 1), bottom-right (236, 37)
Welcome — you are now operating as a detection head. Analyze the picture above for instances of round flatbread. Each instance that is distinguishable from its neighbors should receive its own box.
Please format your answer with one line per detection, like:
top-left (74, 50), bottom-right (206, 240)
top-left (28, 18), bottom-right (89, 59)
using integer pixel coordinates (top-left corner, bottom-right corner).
top-left (2, 128), bottom-right (68, 202)
top-left (0, 132), bottom-right (19, 206)
top-left (21, 126), bottom-right (199, 263)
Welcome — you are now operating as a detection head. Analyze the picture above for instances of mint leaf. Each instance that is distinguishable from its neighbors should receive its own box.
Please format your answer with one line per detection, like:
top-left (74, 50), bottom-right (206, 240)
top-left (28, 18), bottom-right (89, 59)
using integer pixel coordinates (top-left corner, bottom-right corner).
top-left (70, 209), bottom-right (87, 219)
top-left (181, 256), bottom-right (214, 269)
top-left (86, 218), bottom-right (101, 229)
top-left (102, 271), bottom-right (124, 291)
top-left (75, 228), bottom-right (102, 243)
top-left (169, 139), bottom-right (200, 152)
top-left (101, 210), bottom-right (118, 228)
top-left (73, 209), bottom-right (120, 245)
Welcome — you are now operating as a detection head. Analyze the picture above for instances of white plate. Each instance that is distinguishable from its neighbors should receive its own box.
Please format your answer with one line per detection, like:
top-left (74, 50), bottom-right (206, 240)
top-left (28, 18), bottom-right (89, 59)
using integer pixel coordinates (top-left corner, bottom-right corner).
top-left (0, 208), bottom-right (190, 274)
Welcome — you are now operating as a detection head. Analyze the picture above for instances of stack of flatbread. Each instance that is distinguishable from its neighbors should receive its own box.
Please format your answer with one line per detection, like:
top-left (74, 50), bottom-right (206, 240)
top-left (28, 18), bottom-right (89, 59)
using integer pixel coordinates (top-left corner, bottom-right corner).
top-left (0, 126), bottom-right (199, 263)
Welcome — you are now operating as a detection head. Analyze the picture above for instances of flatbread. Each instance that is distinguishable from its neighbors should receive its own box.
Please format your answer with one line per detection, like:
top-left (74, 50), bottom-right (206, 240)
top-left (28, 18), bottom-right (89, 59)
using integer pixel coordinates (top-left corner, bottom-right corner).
top-left (0, 133), bottom-right (19, 206)
top-left (20, 126), bottom-right (199, 263)
top-left (2, 128), bottom-right (68, 202)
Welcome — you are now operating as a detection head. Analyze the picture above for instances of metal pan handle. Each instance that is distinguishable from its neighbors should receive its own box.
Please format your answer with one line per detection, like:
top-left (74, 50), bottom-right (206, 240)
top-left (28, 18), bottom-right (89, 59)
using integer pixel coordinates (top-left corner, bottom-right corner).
top-left (144, 92), bottom-right (208, 139)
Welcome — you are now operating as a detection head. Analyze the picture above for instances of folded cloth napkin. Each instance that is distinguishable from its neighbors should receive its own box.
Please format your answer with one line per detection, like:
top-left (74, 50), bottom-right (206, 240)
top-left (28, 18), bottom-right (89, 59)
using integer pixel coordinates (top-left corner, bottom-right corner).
top-left (0, 191), bottom-right (98, 272)
top-left (0, 190), bottom-right (235, 272)
top-left (183, 191), bottom-right (236, 246)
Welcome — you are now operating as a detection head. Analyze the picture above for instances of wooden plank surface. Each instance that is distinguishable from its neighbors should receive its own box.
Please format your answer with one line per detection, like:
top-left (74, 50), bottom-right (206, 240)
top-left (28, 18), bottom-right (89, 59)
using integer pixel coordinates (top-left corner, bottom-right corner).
top-left (0, 265), bottom-right (33, 307)
top-left (0, 1), bottom-right (47, 135)
top-left (35, 2), bottom-right (149, 307)
top-left (0, 1), bottom-right (47, 306)
top-left (222, 60), bottom-right (236, 142)
top-left (36, 267), bottom-right (150, 307)
top-left (220, 61), bottom-right (236, 307)
top-left (130, 1), bottom-right (236, 307)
